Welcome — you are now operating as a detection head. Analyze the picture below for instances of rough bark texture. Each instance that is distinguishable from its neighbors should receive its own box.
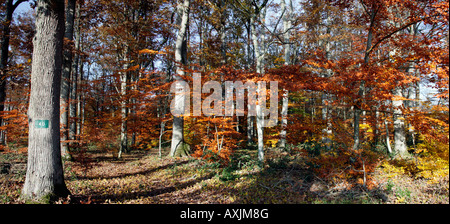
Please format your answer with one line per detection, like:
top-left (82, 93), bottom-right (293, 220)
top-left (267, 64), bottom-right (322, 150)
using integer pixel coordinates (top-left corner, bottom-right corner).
top-left (22, 0), bottom-right (70, 202)
top-left (60, 0), bottom-right (76, 159)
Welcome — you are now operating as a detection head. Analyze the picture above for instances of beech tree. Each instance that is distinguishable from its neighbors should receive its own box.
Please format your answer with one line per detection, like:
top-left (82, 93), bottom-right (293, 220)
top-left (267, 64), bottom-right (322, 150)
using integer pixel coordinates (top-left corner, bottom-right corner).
top-left (279, 0), bottom-right (293, 149)
top-left (21, 0), bottom-right (70, 202)
top-left (170, 0), bottom-right (190, 157)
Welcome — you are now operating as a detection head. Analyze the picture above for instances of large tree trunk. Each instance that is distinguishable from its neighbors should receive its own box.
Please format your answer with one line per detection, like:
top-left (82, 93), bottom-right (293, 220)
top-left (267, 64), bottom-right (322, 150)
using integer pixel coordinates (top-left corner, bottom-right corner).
top-left (60, 0), bottom-right (76, 159)
top-left (388, 9), bottom-right (408, 157)
top-left (170, 0), bottom-right (190, 157)
top-left (393, 87), bottom-right (407, 156)
top-left (22, 0), bottom-right (70, 202)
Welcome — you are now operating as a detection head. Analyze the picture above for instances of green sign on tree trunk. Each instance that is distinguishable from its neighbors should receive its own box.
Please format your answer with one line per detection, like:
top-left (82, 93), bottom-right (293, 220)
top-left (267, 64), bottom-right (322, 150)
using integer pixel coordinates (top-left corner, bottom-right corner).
top-left (35, 120), bottom-right (49, 129)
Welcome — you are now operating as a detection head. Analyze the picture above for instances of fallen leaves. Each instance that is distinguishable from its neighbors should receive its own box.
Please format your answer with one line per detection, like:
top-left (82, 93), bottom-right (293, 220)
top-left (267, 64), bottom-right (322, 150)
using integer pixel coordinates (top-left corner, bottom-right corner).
top-left (1, 148), bottom-right (449, 204)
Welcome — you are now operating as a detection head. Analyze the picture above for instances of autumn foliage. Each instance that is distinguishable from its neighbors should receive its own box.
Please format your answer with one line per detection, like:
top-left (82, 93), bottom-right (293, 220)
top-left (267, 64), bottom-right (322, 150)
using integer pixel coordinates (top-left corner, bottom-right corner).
top-left (0, 0), bottom-right (448, 204)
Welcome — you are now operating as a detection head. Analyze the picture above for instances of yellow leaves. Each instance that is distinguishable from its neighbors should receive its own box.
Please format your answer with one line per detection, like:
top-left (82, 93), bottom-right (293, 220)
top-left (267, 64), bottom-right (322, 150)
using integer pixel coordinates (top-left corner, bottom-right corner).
top-left (266, 139), bottom-right (278, 148)
top-left (395, 196), bottom-right (406, 204)
top-left (414, 136), bottom-right (449, 184)
top-left (359, 123), bottom-right (373, 133)
top-left (380, 161), bottom-right (407, 179)
top-left (416, 157), bottom-right (449, 184)
top-left (380, 133), bottom-right (449, 185)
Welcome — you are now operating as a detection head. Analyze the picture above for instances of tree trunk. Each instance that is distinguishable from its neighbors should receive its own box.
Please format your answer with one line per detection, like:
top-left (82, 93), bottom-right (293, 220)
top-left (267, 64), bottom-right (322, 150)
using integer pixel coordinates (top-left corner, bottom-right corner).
top-left (393, 87), bottom-right (407, 156)
top-left (279, 0), bottom-right (292, 149)
top-left (22, 0), bottom-right (70, 202)
top-left (353, 9), bottom-right (375, 151)
top-left (256, 81), bottom-right (265, 162)
top-left (119, 50), bottom-right (129, 159)
top-left (321, 10), bottom-right (332, 150)
top-left (384, 117), bottom-right (393, 154)
top-left (388, 10), bottom-right (408, 157)
top-left (69, 2), bottom-right (80, 148)
top-left (170, 0), bottom-right (190, 157)
top-left (76, 58), bottom-right (83, 140)
top-left (60, 0), bottom-right (76, 159)
top-left (0, 0), bottom-right (26, 145)
top-left (250, 4), bottom-right (267, 163)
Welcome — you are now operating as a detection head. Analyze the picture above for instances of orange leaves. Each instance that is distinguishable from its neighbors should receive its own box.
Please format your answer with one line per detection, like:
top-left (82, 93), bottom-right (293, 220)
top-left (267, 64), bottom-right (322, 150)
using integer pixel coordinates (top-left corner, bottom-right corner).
top-left (138, 49), bottom-right (166, 55)
top-left (187, 115), bottom-right (240, 165)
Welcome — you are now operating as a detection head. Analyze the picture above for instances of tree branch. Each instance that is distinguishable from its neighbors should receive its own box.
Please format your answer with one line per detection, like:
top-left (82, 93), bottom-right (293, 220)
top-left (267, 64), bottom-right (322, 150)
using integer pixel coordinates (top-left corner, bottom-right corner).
top-left (366, 14), bottom-right (439, 57)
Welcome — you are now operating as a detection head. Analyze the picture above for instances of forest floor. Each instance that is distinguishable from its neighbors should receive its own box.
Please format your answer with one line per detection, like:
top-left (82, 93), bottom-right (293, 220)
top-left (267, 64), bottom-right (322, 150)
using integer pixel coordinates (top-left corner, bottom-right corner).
top-left (1, 147), bottom-right (448, 204)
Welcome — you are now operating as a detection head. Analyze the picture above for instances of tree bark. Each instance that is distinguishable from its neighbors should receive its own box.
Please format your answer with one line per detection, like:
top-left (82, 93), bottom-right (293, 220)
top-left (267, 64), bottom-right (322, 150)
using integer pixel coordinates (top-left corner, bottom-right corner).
top-left (170, 0), bottom-right (190, 157)
top-left (69, 1), bottom-right (80, 148)
top-left (60, 0), bottom-right (76, 159)
top-left (279, 0), bottom-right (292, 149)
top-left (388, 9), bottom-right (408, 157)
top-left (250, 2), bottom-right (267, 163)
top-left (22, 0), bottom-right (70, 202)
top-left (119, 47), bottom-right (129, 159)
top-left (384, 117), bottom-right (393, 154)
top-left (393, 87), bottom-right (407, 156)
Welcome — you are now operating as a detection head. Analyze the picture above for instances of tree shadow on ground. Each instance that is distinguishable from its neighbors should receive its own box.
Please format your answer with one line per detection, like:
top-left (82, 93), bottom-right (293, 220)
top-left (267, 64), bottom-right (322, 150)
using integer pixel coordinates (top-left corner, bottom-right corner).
top-left (228, 164), bottom-right (389, 204)
top-left (71, 172), bottom-right (215, 204)
top-left (72, 159), bottom-right (191, 180)
top-left (212, 149), bottom-right (390, 204)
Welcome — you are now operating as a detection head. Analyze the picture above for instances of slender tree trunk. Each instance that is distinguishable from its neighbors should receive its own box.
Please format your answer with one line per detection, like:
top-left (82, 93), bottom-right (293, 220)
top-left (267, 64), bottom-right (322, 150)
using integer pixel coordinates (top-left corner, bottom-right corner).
top-left (251, 4), bottom-right (267, 163)
top-left (353, 9), bottom-right (375, 151)
top-left (247, 116), bottom-right (254, 144)
top-left (0, 0), bottom-right (26, 145)
top-left (384, 117), bottom-right (393, 154)
top-left (76, 59), bottom-right (83, 140)
top-left (22, 0), bottom-right (70, 202)
top-left (256, 81), bottom-right (265, 162)
top-left (60, 0), bottom-right (76, 159)
top-left (321, 11), bottom-right (333, 150)
top-left (246, 17), bottom-right (254, 145)
top-left (279, 0), bottom-right (292, 149)
top-left (218, 0), bottom-right (227, 66)
top-left (69, 2), bottom-right (80, 148)
top-left (119, 49), bottom-right (129, 159)
top-left (170, 0), bottom-right (190, 157)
